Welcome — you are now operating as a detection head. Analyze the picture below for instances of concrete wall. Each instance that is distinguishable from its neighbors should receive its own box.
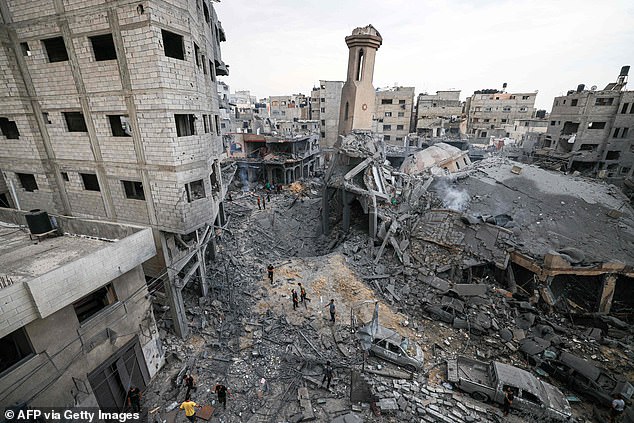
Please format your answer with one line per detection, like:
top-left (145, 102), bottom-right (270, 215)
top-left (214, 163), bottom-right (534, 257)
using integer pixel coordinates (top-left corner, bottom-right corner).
top-left (375, 87), bottom-right (415, 145)
top-left (0, 265), bottom-right (163, 407)
top-left (466, 92), bottom-right (537, 140)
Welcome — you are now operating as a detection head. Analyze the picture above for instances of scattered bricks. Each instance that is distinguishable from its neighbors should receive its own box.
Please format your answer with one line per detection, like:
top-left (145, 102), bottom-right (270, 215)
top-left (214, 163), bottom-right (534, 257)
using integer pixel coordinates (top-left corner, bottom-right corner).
top-left (397, 396), bottom-right (408, 410)
top-left (377, 398), bottom-right (398, 413)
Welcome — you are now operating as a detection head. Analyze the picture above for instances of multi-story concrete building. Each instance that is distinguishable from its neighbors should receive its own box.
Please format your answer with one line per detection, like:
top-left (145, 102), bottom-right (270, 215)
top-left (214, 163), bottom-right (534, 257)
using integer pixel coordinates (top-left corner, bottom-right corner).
top-left (310, 80), bottom-right (344, 150)
top-left (0, 0), bottom-right (230, 338)
top-left (465, 88), bottom-right (537, 142)
top-left (269, 94), bottom-right (309, 121)
top-left (415, 90), bottom-right (464, 139)
top-left (537, 67), bottom-right (634, 180)
top-left (375, 86), bottom-right (415, 146)
top-left (0, 208), bottom-right (162, 409)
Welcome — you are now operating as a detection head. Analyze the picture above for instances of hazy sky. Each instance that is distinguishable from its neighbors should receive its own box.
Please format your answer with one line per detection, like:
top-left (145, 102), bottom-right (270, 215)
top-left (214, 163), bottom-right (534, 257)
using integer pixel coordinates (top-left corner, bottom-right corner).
top-left (215, 0), bottom-right (634, 111)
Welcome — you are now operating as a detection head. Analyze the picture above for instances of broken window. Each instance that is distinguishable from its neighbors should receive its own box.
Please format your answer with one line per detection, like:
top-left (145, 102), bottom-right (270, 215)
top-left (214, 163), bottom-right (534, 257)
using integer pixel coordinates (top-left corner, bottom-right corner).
top-left (0, 193), bottom-right (9, 208)
top-left (0, 117), bottom-right (20, 139)
top-left (61, 172), bottom-right (69, 181)
top-left (203, 114), bottom-right (209, 133)
top-left (522, 95), bottom-right (530, 100)
top-left (587, 121), bottom-right (606, 129)
top-left (480, 131), bottom-right (488, 138)
top-left (73, 284), bottom-right (117, 323)
top-left (356, 49), bottom-right (364, 81)
top-left (42, 112), bottom-right (51, 124)
top-left (521, 391), bottom-right (542, 406)
top-left (398, 112), bottom-right (404, 117)
top-left (194, 43), bottom-right (200, 67)
top-left (562, 121), bottom-right (579, 135)
top-left (122, 180), bottom-right (145, 200)
top-left (202, 54), bottom-right (207, 74)
top-left (161, 30), bottom-right (184, 60)
top-left (622, 103), bottom-right (630, 114)
top-left (397, 125), bottom-right (404, 130)
top-left (399, 100), bottom-right (406, 105)
top-left (17, 173), bottom-right (38, 191)
top-left (42, 36), bottom-right (68, 62)
top-left (20, 42), bottom-right (31, 56)
top-left (175, 114), bottom-right (196, 136)
top-left (501, 119), bottom-right (508, 123)
top-left (108, 115), bottom-right (132, 137)
top-left (579, 144), bottom-right (597, 151)
top-left (63, 112), bottom-right (88, 132)
top-left (81, 173), bottom-right (100, 191)
top-left (613, 128), bottom-right (621, 138)
top-left (210, 166), bottom-right (220, 194)
top-left (571, 99), bottom-right (578, 106)
top-left (383, 135), bottom-right (390, 141)
top-left (320, 131), bottom-right (325, 138)
top-left (185, 179), bottom-right (205, 202)
top-left (381, 99), bottom-right (392, 105)
top-left (622, 128), bottom-right (629, 138)
top-left (385, 112), bottom-right (392, 117)
top-left (595, 97), bottom-right (614, 106)
top-left (550, 121), bottom-right (556, 126)
top-left (214, 115), bottom-right (220, 135)
top-left (90, 34), bottom-right (117, 61)
top-left (383, 125), bottom-right (392, 131)
top-left (0, 327), bottom-right (34, 374)
top-left (396, 137), bottom-right (403, 142)
top-left (606, 151), bottom-right (620, 160)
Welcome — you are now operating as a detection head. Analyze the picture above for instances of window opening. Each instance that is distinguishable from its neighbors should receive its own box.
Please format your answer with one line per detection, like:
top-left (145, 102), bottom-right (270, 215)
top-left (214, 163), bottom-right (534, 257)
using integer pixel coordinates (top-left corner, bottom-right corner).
top-left (73, 284), bottom-right (117, 323)
top-left (122, 180), bottom-right (145, 200)
top-left (61, 172), bottom-right (69, 181)
top-left (63, 112), bottom-right (88, 132)
top-left (344, 102), bottom-right (349, 120)
top-left (186, 179), bottom-right (205, 202)
top-left (161, 30), bottom-right (184, 60)
top-left (0, 118), bottom-right (20, 139)
top-left (175, 114), bottom-right (196, 136)
top-left (356, 49), bottom-right (364, 81)
top-left (90, 34), bottom-right (117, 61)
top-left (17, 173), bottom-right (38, 191)
top-left (0, 328), bottom-right (34, 374)
top-left (81, 173), bottom-right (100, 191)
top-left (20, 42), bottom-right (31, 56)
top-left (42, 36), bottom-right (68, 62)
top-left (108, 115), bottom-right (132, 137)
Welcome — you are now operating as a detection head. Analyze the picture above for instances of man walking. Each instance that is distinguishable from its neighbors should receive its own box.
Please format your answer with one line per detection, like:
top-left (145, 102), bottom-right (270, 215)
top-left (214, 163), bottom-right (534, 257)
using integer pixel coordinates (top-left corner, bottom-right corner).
top-left (322, 361), bottom-right (333, 390)
top-left (325, 299), bottom-right (336, 323)
top-left (126, 386), bottom-right (141, 412)
top-left (298, 283), bottom-right (308, 308)
top-left (183, 374), bottom-right (196, 400)
top-left (179, 397), bottom-right (200, 422)
top-left (292, 289), bottom-right (299, 310)
top-left (267, 264), bottom-right (274, 284)
top-left (213, 383), bottom-right (231, 410)
top-left (503, 386), bottom-right (514, 416)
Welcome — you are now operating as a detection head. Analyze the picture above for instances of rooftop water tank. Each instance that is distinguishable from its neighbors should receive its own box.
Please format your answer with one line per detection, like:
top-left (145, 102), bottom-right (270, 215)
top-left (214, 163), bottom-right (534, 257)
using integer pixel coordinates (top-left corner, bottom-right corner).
top-left (25, 209), bottom-right (53, 235)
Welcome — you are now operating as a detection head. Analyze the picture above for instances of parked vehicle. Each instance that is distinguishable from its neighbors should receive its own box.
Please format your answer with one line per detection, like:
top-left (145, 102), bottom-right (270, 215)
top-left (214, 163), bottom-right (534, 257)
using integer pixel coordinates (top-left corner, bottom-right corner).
top-left (536, 351), bottom-right (633, 407)
top-left (424, 296), bottom-right (489, 334)
top-left (368, 326), bottom-right (424, 372)
top-left (447, 355), bottom-right (572, 422)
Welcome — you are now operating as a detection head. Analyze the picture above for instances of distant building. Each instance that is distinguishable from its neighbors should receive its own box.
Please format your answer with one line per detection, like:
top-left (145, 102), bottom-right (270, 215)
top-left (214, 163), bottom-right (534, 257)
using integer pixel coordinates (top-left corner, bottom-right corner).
top-left (0, 209), bottom-right (162, 409)
top-left (415, 90), bottom-right (464, 139)
top-left (226, 133), bottom-right (320, 186)
top-left (537, 67), bottom-right (634, 181)
top-left (465, 88), bottom-right (537, 142)
top-left (310, 80), bottom-right (344, 150)
top-left (269, 94), bottom-right (309, 121)
top-left (375, 86), bottom-right (415, 146)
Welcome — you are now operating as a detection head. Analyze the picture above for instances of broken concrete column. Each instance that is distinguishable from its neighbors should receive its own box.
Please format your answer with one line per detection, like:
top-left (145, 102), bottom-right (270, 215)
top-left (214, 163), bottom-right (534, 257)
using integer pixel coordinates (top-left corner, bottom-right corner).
top-left (322, 187), bottom-right (330, 235)
top-left (598, 274), bottom-right (617, 313)
top-left (369, 194), bottom-right (377, 239)
top-left (342, 189), bottom-right (351, 232)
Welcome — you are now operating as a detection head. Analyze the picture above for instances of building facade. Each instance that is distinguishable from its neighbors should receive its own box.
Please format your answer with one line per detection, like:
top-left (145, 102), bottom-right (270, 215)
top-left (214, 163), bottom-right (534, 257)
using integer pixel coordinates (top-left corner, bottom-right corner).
top-left (269, 94), bottom-right (309, 121)
top-left (310, 80), bottom-right (344, 150)
top-left (338, 25), bottom-right (382, 135)
top-left (375, 86), bottom-right (415, 145)
top-left (465, 89), bottom-right (537, 142)
top-left (539, 67), bottom-right (634, 180)
top-left (0, 0), bottom-right (230, 338)
top-left (0, 209), bottom-right (162, 410)
top-left (415, 90), bottom-right (463, 139)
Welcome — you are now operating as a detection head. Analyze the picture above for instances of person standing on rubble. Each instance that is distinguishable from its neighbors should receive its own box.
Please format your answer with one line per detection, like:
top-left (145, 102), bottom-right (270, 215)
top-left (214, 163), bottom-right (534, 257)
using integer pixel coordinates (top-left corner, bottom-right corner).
top-left (266, 192), bottom-right (271, 202)
top-left (322, 361), bottom-right (333, 390)
top-left (502, 386), bottom-right (514, 416)
top-left (292, 289), bottom-right (299, 310)
top-left (262, 194), bottom-right (266, 210)
top-left (213, 383), bottom-right (231, 410)
top-left (267, 264), bottom-right (274, 284)
top-left (126, 386), bottom-right (141, 412)
top-left (611, 394), bottom-right (625, 423)
top-left (298, 282), bottom-right (309, 308)
top-left (257, 196), bottom-right (261, 210)
top-left (326, 299), bottom-right (336, 323)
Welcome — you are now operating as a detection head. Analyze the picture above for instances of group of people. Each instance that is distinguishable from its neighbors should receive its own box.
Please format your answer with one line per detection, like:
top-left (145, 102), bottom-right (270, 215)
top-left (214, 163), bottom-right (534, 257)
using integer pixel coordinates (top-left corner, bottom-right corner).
top-left (179, 374), bottom-right (231, 422)
top-left (255, 181), bottom-right (283, 210)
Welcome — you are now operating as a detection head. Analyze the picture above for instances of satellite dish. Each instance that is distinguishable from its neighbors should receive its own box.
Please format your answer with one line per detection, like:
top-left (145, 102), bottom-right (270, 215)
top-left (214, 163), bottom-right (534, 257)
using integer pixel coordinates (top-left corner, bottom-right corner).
top-left (590, 85), bottom-right (597, 91)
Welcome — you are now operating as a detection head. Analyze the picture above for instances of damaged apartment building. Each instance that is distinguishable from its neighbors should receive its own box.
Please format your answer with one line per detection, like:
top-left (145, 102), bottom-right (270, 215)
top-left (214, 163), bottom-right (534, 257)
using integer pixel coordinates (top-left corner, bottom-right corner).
top-left (535, 66), bottom-right (634, 184)
top-left (226, 132), bottom-right (320, 186)
top-left (0, 208), bottom-right (163, 410)
top-left (0, 0), bottom-right (231, 339)
top-left (414, 90), bottom-right (465, 142)
top-left (310, 80), bottom-right (344, 153)
top-left (375, 86), bottom-right (415, 146)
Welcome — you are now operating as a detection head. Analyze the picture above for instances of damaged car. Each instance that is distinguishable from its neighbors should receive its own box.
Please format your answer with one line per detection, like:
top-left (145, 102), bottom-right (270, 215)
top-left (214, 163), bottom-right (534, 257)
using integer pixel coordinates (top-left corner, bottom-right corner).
top-left (447, 355), bottom-right (572, 422)
top-left (367, 326), bottom-right (424, 372)
top-left (535, 350), bottom-right (633, 407)
top-left (423, 296), bottom-right (490, 334)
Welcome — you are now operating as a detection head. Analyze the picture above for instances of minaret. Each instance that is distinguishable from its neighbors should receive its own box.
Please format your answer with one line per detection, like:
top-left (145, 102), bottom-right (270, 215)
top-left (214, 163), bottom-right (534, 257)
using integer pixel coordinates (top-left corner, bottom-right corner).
top-left (338, 25), bottom-right (382, 135)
